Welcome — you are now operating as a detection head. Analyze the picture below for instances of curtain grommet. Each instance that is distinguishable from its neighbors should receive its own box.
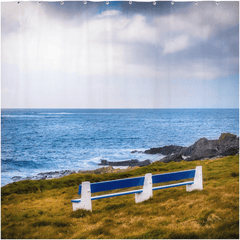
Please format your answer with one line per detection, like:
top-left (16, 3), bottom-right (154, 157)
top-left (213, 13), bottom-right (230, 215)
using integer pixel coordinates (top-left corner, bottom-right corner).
top-left (171, 1), bottom-right (174, 5)
top-left (106, 1), bottom-right (109, 5)
top-left (129, 1), bottom-right (132, 4)
top-left (216, 1), bottom-right (219, 5)
top-left (194, 1), bottom-right (198, 5)
top-left (17, 1), bottom-right (20, 4)
top-left (83, 1), bottom-right (87, 4)
top-left (153, 1), bottom-right (156, 5)
top-left (60, 1), bottom-right (64, 5)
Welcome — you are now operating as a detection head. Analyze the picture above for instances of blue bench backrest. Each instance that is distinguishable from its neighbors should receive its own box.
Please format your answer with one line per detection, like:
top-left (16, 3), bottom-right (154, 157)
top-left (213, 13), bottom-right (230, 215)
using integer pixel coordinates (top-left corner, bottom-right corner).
top-left (78, 176), bottom-right (145, 195)
top-left (78, 169), bottom-right (196, 195)
top-left (152, 169), bottom-right (195, 184)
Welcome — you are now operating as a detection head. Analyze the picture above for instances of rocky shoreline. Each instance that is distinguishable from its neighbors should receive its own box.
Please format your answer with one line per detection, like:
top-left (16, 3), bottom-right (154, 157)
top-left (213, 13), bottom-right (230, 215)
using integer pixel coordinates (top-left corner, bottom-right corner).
top-left (10, 166), bottom-right (140, 182)
top-left (10, 132), bottom-right (239, 184)
top-left (98, 159), bottom-right (152, 167)
top-left (145, 132), bottom-right (239, 163)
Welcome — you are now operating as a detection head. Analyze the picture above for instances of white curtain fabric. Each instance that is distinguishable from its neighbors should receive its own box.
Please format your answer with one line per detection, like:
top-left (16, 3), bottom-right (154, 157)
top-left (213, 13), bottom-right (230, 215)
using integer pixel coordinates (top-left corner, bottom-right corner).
top-left (1, 1), bottom-right (239, 108)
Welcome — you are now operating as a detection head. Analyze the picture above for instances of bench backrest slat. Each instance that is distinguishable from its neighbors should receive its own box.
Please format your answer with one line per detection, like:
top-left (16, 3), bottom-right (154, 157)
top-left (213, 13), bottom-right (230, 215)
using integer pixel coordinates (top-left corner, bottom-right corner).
top-left (78, 169), bottom-right (196, 195)
top-left (152, 169), bottom-right (195, 184)
top-left (78, 176), bottom-right (145, 195)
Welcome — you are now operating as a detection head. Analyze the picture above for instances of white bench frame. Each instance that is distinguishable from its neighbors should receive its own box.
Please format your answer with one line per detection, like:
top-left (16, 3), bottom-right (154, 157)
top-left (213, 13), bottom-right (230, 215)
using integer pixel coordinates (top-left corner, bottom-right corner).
top-left (71, 166), bottom-right (203, 211)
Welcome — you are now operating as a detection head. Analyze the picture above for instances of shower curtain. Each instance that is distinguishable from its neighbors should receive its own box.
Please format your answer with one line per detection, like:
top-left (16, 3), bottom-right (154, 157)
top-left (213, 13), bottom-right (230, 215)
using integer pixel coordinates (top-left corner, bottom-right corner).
top-left (2, 1), bottom-right (239, 109)
top-left (1, 2), bottom-right (239, 239)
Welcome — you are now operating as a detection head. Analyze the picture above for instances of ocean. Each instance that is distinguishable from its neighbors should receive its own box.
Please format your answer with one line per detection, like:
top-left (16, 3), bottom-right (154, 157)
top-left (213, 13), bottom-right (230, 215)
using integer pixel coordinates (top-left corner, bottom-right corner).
top-left (1, 108), bottom-right (239, 186)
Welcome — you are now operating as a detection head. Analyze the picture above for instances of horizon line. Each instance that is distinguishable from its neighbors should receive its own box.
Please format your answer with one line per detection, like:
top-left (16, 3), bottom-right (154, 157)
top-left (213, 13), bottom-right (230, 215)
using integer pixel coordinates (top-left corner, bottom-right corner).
top-left (1, 107), bottom-right (239, 110)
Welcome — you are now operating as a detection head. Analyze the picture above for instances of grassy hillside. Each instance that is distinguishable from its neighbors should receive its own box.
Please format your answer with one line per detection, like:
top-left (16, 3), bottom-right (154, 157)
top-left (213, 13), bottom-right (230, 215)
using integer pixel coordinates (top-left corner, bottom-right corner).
top-left (1, 155), bottom-right (239, 239)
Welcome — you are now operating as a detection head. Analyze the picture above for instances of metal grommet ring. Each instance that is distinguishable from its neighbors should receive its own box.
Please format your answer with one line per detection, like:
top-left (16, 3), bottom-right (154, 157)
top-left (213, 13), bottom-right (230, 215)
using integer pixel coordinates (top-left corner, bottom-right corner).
top-left (60, 1), bottom-right (64, 5)
top-left (171, 1), bottom-right (174, 5)
top-left (106, 1), bottom-right (109, 5)
top-left (194, 1), bottom-right (198, 5)
top-left (84, 1), bottom-right (87, 4)
top-left (216, 1), bottom-right (219, 5)
top-left (153, 1), bottom-right (156, 5)
top-left (17, 1), bottom-right (20, 4)
top-left (129, 1), bottom-right (132, 4)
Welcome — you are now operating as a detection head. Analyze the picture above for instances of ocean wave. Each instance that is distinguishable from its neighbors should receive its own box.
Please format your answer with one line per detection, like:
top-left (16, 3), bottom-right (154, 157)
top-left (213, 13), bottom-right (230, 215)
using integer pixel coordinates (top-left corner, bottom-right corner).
top-left (39, 113), bottom-right (76, 115)
top-left (1, 115), bottom-right (45, 118)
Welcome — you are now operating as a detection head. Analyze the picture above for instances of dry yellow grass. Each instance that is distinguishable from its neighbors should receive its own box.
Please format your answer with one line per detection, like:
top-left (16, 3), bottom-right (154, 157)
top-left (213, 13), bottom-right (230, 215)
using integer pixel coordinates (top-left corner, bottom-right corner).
top-left (1, 155), bottom-right (239, 239)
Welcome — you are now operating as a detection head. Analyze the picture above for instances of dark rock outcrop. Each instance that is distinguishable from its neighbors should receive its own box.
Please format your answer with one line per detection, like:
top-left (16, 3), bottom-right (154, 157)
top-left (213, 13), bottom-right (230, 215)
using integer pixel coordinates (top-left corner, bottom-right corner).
top-left (131, 150), bottom-right (142, 154)
top-left (98, 159), bottom-right (152, 167)
top-left (220, 147), bottom-right (239, 156)
top-left (144, 145), bottom-right (184, 155)
top-left (153, 133), bottom-right (239, 163)
top-left (11, 176), bottom-right (22, 181)
top-left (161, 153), bottom-right (184, 163)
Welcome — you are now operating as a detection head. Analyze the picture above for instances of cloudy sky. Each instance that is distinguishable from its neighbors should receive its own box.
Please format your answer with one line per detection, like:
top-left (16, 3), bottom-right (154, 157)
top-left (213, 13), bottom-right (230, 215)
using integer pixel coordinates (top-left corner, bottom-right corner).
top-left (1, 1), bottom-right (239, 108)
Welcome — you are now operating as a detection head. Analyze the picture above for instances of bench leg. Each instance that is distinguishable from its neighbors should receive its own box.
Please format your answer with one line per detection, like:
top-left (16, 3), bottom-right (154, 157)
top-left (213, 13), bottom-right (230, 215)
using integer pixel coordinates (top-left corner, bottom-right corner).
top-left (186, 166), bottom-right (203, 192)
top-left (72, 181), bottom-right (92, 211)
top-left (135, 173), bottom-right (153, 203)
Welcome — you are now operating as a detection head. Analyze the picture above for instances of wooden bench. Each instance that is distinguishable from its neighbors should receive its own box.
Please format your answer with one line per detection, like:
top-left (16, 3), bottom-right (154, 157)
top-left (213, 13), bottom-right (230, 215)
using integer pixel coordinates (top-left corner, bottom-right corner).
top-left (71, 166), bottom-right (203, 211)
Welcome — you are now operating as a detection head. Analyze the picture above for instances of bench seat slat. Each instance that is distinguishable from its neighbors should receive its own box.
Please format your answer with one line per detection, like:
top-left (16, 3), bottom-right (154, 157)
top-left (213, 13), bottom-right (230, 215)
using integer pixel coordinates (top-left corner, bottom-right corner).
top-left (72, 189), bottom-right (143, 203)
top-left (152, 169), bottom-right (195, 184)
top-left (152, 181), bottom-right (194, 191)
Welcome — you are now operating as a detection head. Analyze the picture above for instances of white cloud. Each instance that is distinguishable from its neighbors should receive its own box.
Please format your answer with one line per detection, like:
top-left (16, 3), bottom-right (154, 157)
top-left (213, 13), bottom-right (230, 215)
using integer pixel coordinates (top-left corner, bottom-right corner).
top-left (153, 2), bottom-right (238, 53)
top-left (117, 14), bottom-right (157, 44)
top-left (1, 2), bottom-right (238, 82)
top-left (163, 35), bottom-right (189, 54)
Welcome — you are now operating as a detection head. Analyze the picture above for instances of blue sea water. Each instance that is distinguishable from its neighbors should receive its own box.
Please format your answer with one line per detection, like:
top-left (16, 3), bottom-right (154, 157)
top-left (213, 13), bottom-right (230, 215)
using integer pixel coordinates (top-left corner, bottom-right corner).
top-left (1, 108), bottom-right (239, 186)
